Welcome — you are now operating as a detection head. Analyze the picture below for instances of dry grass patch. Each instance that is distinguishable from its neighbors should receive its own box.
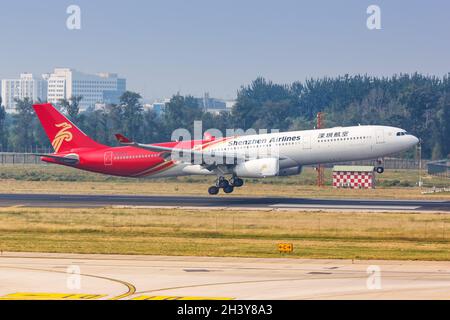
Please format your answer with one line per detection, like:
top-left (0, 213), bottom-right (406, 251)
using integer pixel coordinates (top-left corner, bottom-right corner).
top-left (0, 207), bottom-right (449, 260)
top-left (0, 165), bottom-right (448, 199)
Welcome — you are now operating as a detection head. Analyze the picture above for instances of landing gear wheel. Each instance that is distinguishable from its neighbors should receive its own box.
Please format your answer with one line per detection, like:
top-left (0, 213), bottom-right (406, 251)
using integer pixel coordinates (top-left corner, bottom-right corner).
top-left (208, 186), bottom-right (220, 195)
top-left (375, 167), bottom-right (384, 174)
top-left (217, 177), bottom-right (229, 188)
top-left (231, 177), bottom-right (244, 187)
top-left (223, 185), bottom-right (234, 194)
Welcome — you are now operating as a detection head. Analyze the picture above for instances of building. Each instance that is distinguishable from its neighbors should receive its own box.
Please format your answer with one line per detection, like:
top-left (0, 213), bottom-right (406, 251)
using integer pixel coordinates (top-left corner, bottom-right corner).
top-left (204, 99), bottom-right (236, 115)
top-left (150, 102), bottom-right (167, 115)
top-left (332, 165), bottom-right (376, 189)
top-left (198, 92), bottom-right (233, 114)
top-left (46, 68), bottom-right (126, 110)
top-left (225, 100), bottom-right (236, 110)
top-left (144, 94), bottom-right (232, 116)
top-left (200, 92), bottom-right (226, 109)
top-left (1, 73), bottom-right (47, 112)
top-left (142, 98), bottom-right (171, 115)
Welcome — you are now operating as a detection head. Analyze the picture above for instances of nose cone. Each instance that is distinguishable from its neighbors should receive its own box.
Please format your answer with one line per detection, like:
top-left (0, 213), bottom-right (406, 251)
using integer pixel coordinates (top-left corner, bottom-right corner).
top-left (410, 135), bottom-right (420, 147)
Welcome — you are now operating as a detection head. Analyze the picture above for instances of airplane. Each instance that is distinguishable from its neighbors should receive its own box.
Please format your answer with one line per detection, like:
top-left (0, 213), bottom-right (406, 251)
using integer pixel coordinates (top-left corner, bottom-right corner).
top-left (32, 103), bottom-right (419, 195)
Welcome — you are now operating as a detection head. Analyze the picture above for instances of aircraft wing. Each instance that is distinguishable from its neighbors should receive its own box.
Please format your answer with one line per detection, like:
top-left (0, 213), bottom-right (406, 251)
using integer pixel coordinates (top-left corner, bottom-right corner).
top-left (115, 134), bottom-right (248, 165)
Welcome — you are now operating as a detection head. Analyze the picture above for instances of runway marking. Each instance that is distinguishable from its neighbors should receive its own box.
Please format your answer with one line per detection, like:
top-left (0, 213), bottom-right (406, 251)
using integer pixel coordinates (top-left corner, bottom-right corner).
top-left (0, 293), bottom-right (106, 300)
top-left (271, 204), bottom-right (420, 210)
top-left (301, 284), bottom-right (450, 300)
top-left (109, 279), bottom-right (136, 300)
top-left (131, 295), bottom-right (233, 300)
top-left (136, 274), bottom-right (368, 295)
top-left (0, 265), bottom-right (136, 300)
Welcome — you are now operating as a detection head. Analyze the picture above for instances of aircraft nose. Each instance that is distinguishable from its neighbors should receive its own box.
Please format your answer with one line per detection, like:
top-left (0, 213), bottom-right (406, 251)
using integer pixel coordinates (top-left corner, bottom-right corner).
top-left (411, 135), bottom-right (420, 146)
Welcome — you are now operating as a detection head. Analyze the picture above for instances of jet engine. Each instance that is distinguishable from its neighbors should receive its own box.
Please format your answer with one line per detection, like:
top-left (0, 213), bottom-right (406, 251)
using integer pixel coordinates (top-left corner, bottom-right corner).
top-left (278, 165), bottom-right (302, 176)
top-left (233, 158), bottom-right (279, 178)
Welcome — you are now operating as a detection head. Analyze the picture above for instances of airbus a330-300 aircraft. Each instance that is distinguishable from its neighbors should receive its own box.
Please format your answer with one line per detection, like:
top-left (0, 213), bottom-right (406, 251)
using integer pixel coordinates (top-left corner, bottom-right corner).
top-left (33, 103), bottom-right (419, 195)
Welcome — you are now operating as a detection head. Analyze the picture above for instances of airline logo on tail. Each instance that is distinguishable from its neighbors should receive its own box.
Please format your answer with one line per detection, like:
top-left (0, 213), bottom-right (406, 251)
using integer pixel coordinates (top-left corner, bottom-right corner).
top-left (52, 122), bottom-right (73, 152)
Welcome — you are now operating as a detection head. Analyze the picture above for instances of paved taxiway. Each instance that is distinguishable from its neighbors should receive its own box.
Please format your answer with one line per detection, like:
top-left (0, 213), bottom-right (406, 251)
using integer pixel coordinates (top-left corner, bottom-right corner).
top-left (0, 193), bottom-right (448, 211)
top-left (1, 252), bottom-right (450, 300)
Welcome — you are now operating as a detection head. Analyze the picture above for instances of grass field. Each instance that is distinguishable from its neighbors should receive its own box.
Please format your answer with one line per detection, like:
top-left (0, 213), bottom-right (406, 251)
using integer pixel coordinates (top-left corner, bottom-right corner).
top-left (0, 207), bottom-right (449, 261)
top-left (0, 164), bottom-right (448, 261)
top-left (0, 164), bottom-right (448, 199)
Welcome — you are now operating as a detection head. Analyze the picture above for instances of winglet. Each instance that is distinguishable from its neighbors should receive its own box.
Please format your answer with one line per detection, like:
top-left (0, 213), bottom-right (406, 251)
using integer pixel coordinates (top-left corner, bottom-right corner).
top-left (115, 134), bottom-right (133, 144)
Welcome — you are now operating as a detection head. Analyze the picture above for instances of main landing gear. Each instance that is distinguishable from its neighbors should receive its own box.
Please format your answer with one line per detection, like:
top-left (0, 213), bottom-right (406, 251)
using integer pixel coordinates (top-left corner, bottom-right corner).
top-left (208, 176), bottom-right (244, 195)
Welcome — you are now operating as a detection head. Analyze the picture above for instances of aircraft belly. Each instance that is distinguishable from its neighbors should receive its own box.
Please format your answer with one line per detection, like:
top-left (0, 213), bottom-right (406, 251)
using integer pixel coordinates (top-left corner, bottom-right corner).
top-left (337, 144), bottom-right (373, 162)
top-left (141, 162), bottom-right (186, 179)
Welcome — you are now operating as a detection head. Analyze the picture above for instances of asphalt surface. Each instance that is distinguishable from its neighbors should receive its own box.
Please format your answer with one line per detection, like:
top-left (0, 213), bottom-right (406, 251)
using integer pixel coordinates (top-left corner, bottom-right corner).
top-left (1, 252), bottom-right (450, 300)
top-left (0, 193), bottom-right (448, 211)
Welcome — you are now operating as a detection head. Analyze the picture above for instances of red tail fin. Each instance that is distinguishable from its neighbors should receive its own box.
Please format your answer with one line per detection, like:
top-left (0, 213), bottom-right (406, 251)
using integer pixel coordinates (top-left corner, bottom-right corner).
top-left (33, 103), bottom-right (105, 153)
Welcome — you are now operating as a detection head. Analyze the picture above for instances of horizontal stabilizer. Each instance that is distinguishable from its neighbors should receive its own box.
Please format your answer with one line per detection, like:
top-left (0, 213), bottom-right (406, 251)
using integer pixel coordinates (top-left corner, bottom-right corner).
top-left (33, 153), bottom-right (80, 165)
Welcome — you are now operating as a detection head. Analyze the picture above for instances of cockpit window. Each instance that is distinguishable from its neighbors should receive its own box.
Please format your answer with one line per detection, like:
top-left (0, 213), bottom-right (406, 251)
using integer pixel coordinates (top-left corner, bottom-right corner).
top-left (396, 131), bottom-right (408, 136)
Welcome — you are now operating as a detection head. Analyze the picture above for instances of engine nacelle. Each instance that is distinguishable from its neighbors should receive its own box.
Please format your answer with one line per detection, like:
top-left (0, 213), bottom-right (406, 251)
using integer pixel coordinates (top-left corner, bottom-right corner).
top-left (182, 164), bottom-right (213, 175)
top-left (278, 165), bottom-right (302, 176)
top-left (234, 158), bottom-right (279, 178)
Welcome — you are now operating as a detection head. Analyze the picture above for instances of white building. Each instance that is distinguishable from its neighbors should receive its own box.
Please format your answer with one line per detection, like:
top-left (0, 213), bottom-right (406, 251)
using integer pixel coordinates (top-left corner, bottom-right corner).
top-left (225, 100), bottom-right (236, 110)
top-left (1, 73), bottom-right (47, 112)
top-left (143, 98), bottom-right (170, 115)
top-left (46, 68), bottom-right (126, 110)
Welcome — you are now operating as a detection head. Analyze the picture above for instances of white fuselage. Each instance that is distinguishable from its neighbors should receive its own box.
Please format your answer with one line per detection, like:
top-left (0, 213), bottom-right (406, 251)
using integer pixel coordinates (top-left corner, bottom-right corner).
top-left (150, 125), bottom-right (419, 178)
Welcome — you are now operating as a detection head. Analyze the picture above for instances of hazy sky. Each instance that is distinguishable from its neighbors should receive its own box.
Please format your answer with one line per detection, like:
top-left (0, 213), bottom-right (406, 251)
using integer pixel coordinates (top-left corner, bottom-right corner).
top-left (0, 0), bottom-right (449, 100)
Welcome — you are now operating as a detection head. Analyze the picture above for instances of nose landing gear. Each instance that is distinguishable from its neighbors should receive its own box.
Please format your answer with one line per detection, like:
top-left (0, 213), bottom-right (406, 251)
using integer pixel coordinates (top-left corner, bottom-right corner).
top-left (375, 158), bottom-right (384, 174)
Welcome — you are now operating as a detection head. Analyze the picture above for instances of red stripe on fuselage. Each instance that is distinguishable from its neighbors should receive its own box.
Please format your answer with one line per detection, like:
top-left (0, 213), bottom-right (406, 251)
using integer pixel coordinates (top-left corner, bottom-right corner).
top-left (132, 160), bottom-right (176, 177)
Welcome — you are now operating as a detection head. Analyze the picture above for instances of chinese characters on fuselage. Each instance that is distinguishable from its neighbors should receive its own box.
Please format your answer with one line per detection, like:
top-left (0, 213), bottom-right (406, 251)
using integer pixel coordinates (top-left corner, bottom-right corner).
top-left (318, 131), bottom-right (350, 139)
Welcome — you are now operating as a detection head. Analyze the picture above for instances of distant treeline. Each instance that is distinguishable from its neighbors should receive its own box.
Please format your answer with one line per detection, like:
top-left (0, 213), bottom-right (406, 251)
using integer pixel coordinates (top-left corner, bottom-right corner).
top-left (0, 73), bottom-right (448, 159)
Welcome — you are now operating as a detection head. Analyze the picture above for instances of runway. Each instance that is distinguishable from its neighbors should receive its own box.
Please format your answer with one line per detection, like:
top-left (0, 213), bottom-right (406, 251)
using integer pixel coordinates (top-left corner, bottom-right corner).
top-left (0, 252), bottom-right (449, 300)
top-left (0, 193), bottom-right (448, 212)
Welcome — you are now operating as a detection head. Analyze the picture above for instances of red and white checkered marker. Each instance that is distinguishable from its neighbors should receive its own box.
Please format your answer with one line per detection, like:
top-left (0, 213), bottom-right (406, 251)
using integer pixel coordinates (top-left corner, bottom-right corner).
top-left (333, 171), bottom-right (375, 189)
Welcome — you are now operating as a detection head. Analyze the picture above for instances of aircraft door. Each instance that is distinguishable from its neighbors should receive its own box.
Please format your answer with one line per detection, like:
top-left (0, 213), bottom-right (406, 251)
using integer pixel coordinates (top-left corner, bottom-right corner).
top-left (376, 129), bottom-right (384, 144)
top-left (104, 151), bottom-right (113, 166)
top-left (303, 135), bottom-right (311, 149)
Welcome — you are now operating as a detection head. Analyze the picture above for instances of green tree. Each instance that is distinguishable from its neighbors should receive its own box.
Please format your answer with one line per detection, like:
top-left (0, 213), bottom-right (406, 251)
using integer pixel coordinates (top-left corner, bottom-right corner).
top-left (0, 96), bottom-right (7, 150)
top-left (59, 96), bottom-right (83, 121)
top-left (142, 109), bottom-right (165, 143)
top-left (164, 94), bottom-right (203, 137)
top-left (119, 91), bottom-right (143, 140)
top-left (105, 103), bottom-right (125, 144)
top-left (12, 98), bottom-right (35, 151)
top-left (233, 77), bottom-right (295, 129)
top-left (81, 108), bottom-right (109, 144)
